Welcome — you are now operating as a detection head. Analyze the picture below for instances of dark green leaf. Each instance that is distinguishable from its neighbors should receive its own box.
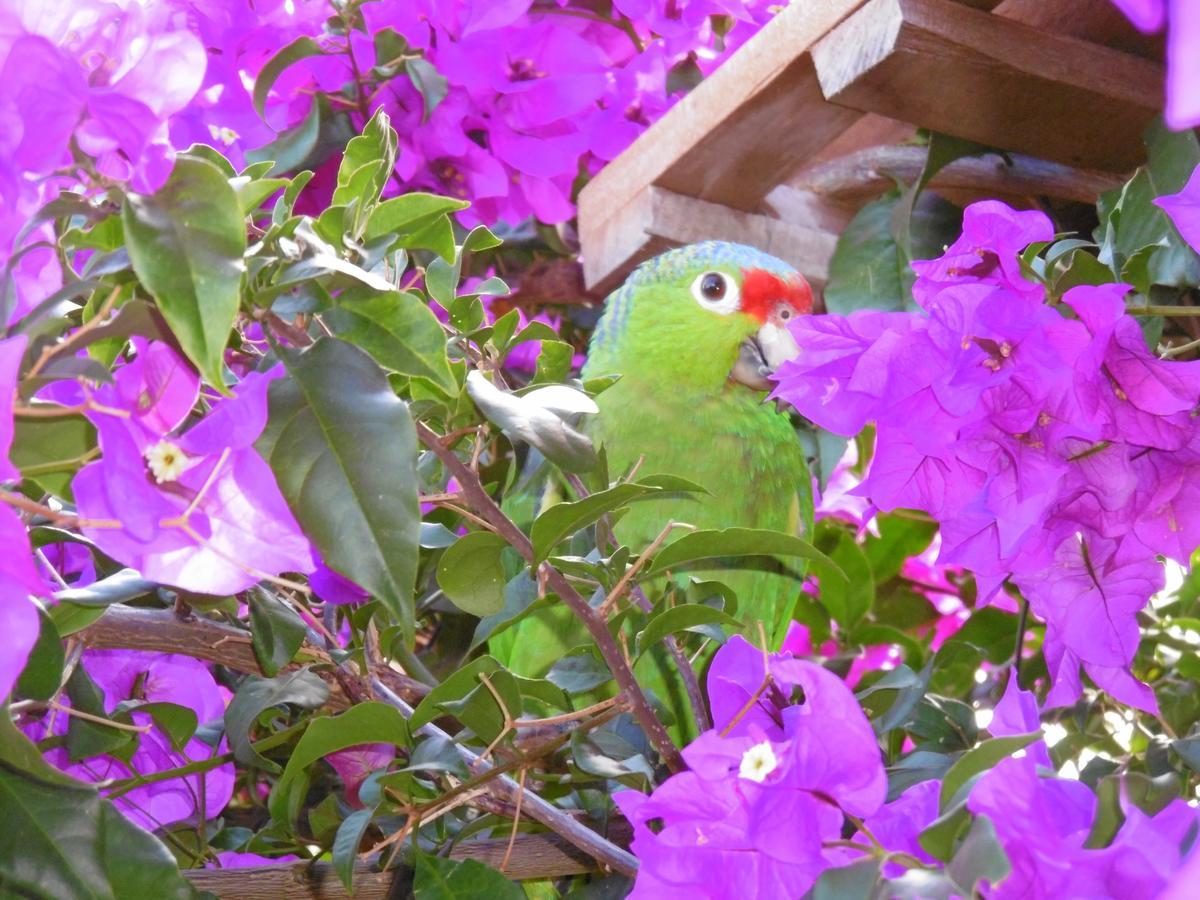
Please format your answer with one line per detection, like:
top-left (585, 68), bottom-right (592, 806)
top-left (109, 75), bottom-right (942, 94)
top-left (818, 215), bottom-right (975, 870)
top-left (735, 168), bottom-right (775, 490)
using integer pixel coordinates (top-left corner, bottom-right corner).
top-left (324, 289), bottom-right (456, 394)
top-left (52, 569), bottom-right (156, 607)
top-left (10, 414), bottom-right (95, 499)
top-left (546, 651), bottom-right (612, 694)
top-left (636, 605), bottom-right (740, 656)
top-left (245, 98), bottom-right (322, 177)
top-left (332, 807), bottom-right (377, 892)
top-left (15, 608), bottom-right (64, 702)
top-left (224, 669), bottom-right (329, 772)
top-left (270, 702), bottom-right (409, 825)
top-left (64, 667), bottom-right (130, 762)
top-left (814, 526), bottom-right (874, 628)
top-left (413, 854), bottom-right (523, 900)
top-left (407, 59), bottom-right (449, 121)
top-left (437, 532), bottom-right (510, 617)
top-left (122, 156), bottom-right (246, 389)
top-left (334, 108), bottom-right (397, 213)
top-left (247, 587), bottom-right (307, 677)
top-left (410, 657), bottom-right (503, 730)
top-left (939, 732), bottom-right (1040, 812)
top-left (258, 338), bottom-right (421, 643)
top-left (531, 483), bottom-right (670, 563)
top-left (0, 762), bottom-right (196, 900)
top-left (946, 815), bottom-right (1010, 894)
top-left (365, 194), bottom-right (469, 241)
top-left (807, 858), bottom-right (881, 900)
top-left (886, 750), bottom-right (954, 802)
top-left (253, 36), bottom-right (327, 118)
top-left (825, 190), bottom-right (959, 314)
top-left (643, 527), bottom-right (842, 580)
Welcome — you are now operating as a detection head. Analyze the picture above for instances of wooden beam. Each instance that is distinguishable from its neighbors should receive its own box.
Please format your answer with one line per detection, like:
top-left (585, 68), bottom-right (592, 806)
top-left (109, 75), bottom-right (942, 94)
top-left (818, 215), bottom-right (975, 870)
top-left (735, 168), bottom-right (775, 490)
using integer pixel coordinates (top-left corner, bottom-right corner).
top-left (577, 0), bottom-right (867, 291)
top-left (582, 187), bottom-right (838, 297)
top-left (811, 0), bottom-right (1163, 173)
top-left (778, 144), bottom-right (1124, 207)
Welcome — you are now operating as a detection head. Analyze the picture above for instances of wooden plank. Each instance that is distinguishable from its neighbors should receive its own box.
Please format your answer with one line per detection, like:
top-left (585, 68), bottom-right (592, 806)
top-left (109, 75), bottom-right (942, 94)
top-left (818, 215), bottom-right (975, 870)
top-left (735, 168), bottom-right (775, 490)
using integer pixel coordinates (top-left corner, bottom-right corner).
top-left (582, 186), bottom-right (839, 297)
top-left (811, 0), bottom-right (1163, 173)
top-left (576, 0), bottom-right (866, 266)
top-left (776, 144), bottom-right (1124, 207)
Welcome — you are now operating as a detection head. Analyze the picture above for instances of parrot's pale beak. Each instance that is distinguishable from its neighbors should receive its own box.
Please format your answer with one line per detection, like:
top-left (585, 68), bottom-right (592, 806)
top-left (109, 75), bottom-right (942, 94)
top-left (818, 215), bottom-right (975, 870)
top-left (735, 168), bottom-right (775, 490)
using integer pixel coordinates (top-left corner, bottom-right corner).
top-left (730, 322), bottom-right (800, 391)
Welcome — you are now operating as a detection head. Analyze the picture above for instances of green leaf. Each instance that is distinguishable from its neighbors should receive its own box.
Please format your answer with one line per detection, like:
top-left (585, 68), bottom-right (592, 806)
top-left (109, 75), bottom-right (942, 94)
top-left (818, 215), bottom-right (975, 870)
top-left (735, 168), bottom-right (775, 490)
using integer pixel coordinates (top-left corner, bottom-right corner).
top-left (0, 763), bottom-right (196, 900)
top-left (825, 190), bottom-right (960, 314)
top-left (122, 156), bottom-right (246, 390)
top-left (809, 858), bottom-right (882, 900)
top-left (64, 667), bottom-right (131, 762)
top-left (15, 608), bottom-right (64, 702)
top-left (364, 194), bottom-right (469, 242)
top-left (546, 651), bottom-right (612, 694)
top-left (410, 657), bottom-right (503, 731)
top-left (52, 569), bottom-right (156, 607)
top-left (49, 601), bottom-right (106, 637)
top-left (245, 98), bottom-right (322, 177)
top-left (253, 36), bottom-right (327, 118)
top-left (333, 807), bottom-right (377, 892)
top-left (530, 483), bottom-right (674, 563)
top-left (437, 532), bottom-right (510, 617)
top-left (413, 854), bottom-right (523, 900)
top-left (886, 750), bottom-right (954, 802)
top-left (814, 525), bottom-right (874, 628)
top-left (234, 176), bottom-right (289, 214)
top-left (270, 702), bottom-right (409, 826)
top-left (258, 338), bottom-right (421, 643)
top-left (643, 527), bottom-right (842, 581)
top-left (324, 289), bottom-right (457, 394)
top-left (247, 587), bottom-right (307, 677)
top-left (938, 732), bottom-right (1040, 812)
top-left (532, 340), bottom-right (574, 385)
top-left (120, 703), bottom-right (197, 753)
top-left (636, 605), bottom-right (741, 656)
top-left (223, 669), bottom-right (329, 772)
top-left (334, 108), bottom-right (397, 214)
top-left (407, 59), bottom-right (449, 121)
top-left (946, 815), bottom-right (1010, 894)
top-left (10, 415), bottom-right (95, 499)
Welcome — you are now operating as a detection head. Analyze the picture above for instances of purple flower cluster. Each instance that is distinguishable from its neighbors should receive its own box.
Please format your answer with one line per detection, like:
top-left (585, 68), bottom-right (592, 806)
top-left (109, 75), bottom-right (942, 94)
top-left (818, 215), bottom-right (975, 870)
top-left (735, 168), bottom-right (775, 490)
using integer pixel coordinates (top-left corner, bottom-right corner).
top-left (22, 649), bottom-right (235, 833)
top-left (618, 637), bottom-right (1200, 897)
top-left (615, 634), bottom-right (887, 898)
top-left (774, 200), bottom-right (1200, 711)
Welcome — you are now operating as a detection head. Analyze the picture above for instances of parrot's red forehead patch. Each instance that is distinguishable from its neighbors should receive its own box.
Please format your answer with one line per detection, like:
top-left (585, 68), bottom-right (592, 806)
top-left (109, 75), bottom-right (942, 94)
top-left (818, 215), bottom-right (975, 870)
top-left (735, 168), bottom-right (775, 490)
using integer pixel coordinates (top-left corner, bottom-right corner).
top-left (739, 268), bottom-right (813, 322)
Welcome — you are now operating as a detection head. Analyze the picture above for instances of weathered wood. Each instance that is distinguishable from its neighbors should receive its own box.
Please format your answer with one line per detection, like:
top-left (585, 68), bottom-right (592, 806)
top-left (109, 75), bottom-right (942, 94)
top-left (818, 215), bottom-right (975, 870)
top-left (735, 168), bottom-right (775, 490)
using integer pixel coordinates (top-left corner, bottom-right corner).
top-left (184, 826), bottom-right (632, 899)
top-left (811, 0), bottom-right (1163, 173)
top-left (778, 144), bottom-right (1124, 206)
top-left (583, 186), bottom-right (839, 296)
top-left (577, 0), bottom-right (867, 289)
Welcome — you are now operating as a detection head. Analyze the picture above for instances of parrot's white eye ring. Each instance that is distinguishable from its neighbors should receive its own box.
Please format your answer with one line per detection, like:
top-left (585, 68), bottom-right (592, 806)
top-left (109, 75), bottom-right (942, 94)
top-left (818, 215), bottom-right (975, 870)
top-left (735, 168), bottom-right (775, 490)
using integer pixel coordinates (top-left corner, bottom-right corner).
top-left (690, 271), bottom-right (740, 315)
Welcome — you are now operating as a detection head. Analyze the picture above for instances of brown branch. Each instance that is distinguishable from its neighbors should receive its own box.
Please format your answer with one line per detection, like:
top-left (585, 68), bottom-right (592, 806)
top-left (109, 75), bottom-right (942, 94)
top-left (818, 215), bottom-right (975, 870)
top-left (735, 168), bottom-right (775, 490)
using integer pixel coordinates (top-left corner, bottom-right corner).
top-left (183, 824), bottom-right (633, 898)
top-left (414, 421), bottom-right (685, 774)
top-left (78, 605), bottom-right (428, 705)
top-left (371, 678), bottom-right (639, 877)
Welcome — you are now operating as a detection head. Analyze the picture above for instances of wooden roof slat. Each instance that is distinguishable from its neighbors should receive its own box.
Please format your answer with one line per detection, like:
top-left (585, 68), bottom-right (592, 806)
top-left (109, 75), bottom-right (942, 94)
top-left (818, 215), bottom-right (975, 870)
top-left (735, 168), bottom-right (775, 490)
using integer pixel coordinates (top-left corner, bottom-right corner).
top-left (586, 186), bottom-right (839, 297)
top-left (811, 0), bottom-right (1163, 173)
top-left (777, 144), bottom-right (1124, 207)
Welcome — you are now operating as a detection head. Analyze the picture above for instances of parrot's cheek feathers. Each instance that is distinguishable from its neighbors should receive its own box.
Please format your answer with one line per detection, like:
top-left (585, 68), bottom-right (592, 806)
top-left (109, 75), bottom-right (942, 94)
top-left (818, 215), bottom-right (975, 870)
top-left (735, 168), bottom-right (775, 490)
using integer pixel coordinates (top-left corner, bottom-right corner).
top-left (728, 323), bottom-right (800, 391)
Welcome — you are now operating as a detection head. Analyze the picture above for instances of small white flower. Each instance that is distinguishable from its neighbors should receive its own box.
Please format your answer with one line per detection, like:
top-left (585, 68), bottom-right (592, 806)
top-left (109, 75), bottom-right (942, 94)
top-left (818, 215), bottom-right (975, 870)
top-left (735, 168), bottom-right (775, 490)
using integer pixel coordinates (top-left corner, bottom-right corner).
top-left (738, 741), bottom-right (778, 783)
top-left (145, 440), bottom-right (193, 484)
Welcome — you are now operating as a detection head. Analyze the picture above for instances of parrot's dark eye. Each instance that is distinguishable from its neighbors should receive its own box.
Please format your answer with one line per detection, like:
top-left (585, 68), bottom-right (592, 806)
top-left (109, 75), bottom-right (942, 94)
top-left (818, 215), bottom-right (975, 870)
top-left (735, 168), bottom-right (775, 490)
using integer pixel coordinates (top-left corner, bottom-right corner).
top-left (690, 270), bottom-right (740, 314)
top-left (701, 273), bottom-right (725, 299)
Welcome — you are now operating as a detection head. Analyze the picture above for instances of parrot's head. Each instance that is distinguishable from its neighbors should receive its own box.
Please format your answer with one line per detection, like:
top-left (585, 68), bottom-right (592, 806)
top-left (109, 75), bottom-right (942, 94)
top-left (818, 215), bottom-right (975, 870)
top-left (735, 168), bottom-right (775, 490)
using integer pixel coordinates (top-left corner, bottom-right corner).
top-left (588, 241), bottom-right (812, 393)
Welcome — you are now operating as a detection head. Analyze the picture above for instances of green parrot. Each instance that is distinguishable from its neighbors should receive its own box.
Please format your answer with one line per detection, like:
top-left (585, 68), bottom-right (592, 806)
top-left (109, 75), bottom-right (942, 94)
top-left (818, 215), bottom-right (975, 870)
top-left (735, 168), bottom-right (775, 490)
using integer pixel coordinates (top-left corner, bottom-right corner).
top-left (491, 241), bottom-right (814, 732)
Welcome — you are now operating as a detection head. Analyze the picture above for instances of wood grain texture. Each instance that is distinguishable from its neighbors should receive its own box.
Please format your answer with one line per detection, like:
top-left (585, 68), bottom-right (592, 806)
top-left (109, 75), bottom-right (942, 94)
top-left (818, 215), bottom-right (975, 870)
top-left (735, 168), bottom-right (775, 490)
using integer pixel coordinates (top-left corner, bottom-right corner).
top-left (582, 186), bottom-right (839, 295)
top-left (184, 825), bottom-right (632, 899)
top-left (777, 144), bottom-right (1123, 206)
top-left (811, 0), bottom-right (1163, 172)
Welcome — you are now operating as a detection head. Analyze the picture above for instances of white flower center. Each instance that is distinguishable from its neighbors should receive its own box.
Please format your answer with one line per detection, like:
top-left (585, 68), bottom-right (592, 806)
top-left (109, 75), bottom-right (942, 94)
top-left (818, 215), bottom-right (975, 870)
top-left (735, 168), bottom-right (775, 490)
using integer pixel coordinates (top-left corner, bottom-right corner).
top-left (145, 440), bottom-right (192, 484)
top-left (738, 741), bottom-right (778, 783)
